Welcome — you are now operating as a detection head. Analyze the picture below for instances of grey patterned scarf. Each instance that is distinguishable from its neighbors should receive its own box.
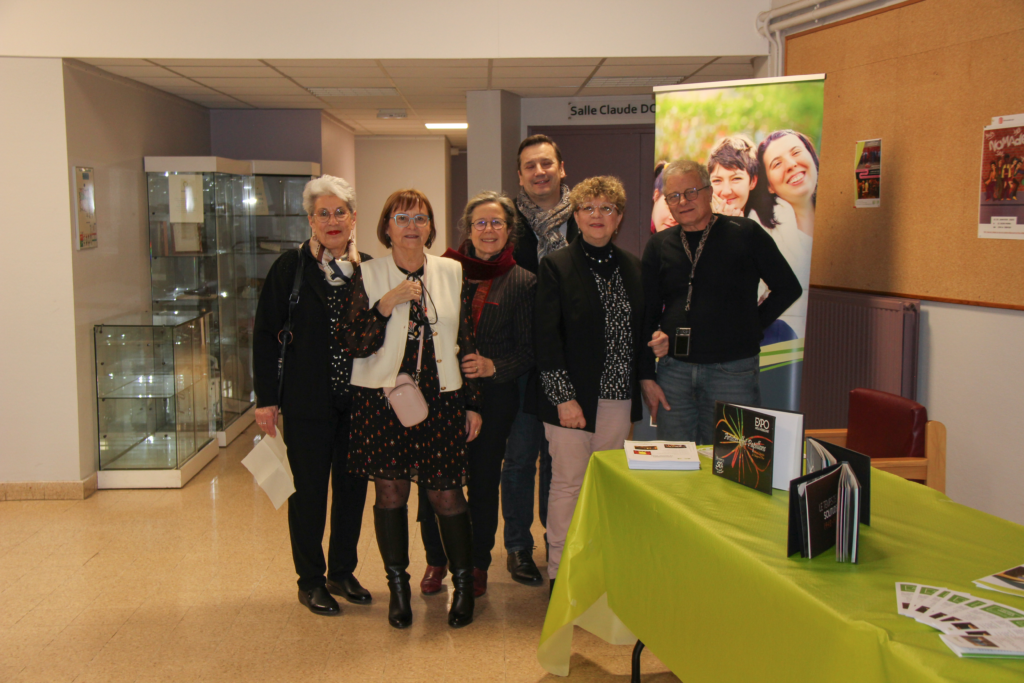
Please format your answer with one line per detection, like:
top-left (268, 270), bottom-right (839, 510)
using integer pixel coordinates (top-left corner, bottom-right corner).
top-left (516, 184), bottom-right (574, 261)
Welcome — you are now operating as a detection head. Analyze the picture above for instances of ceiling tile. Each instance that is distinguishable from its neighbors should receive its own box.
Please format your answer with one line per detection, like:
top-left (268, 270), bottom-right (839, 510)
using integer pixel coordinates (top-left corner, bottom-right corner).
top-left (215, 85), bottom-right (308, 95)
top-left (490, 77), bottom-right (584, 88)
top-left (578, 87), bottom-right (658, 96)
top-left (100, 65), bottom-right (176, 78)
top-left (595, 65), bottom-right (701, 78)
top-left (151, 59), bottom-right (266, 67)
top-left (503, 86), bottom-right (581, 97)
top-left (264, 59), bottom-right (382, 67)
top-left (492, 58), bottom-right (601, 67)
top-left (715, 56), bottom-right (758, 65)
top-left (680, 74), bottom-right (741, 85)
top-left (390, 77), bottom-right (488, 88)
top-left (380, 59), bottom-right (489, 67)
top-left (192, 77), bottom-right (291, 88)
top-left (319, 96), bottom-right (408, 107)
top-left (602, 57), bottom-right (712, 66)
top-left (292, 77), bottom-right (394, 88)
top-left (491, 65), bottom-right (595, 78)
top-left (383, 66), bottom-right (487, 78)
top-left (80, 58), bottom-right (153, 66)
top-left (131, 76), bottom-right (201, 87)
top-left (245, 102), bottom-right (324, 109)
top-left (169, 66), bottom-right (280, 78)
top-left (274, 66), bottom-right (385, 78)
top-left (238, 95), bottom-right (322, 103)
top-left (694, 63), bottom-right (755, 77)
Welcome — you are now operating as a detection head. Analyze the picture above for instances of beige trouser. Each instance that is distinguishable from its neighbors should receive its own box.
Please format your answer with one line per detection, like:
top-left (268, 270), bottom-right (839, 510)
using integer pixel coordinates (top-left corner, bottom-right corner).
top-left (544, 399), bottom-right (632, 580)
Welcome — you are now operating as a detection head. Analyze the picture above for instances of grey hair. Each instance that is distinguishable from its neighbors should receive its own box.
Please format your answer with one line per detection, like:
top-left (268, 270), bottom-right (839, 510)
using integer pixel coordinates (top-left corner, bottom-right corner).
top-left (663, 160), bottom-right (711, 188)
top-left (302, 175), bottom-right (356, 215)
top-left (459, 191), bottom-right (519, 244)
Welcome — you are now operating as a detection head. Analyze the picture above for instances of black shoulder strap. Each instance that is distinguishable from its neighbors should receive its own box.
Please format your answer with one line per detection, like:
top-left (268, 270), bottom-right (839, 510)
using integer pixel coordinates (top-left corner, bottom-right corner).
top-left (276, 248), bottom-right (306, 407)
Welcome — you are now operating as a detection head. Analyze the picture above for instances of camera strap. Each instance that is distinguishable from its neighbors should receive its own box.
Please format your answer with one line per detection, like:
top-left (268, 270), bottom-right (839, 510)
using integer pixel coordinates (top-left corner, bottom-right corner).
top-left (679, 215), bottom-right (715, 313)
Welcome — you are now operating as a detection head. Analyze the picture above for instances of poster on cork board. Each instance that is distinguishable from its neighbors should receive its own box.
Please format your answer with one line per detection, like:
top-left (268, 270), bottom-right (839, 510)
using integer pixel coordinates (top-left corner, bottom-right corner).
top-left (979, 115), bottom-right (1024, 239)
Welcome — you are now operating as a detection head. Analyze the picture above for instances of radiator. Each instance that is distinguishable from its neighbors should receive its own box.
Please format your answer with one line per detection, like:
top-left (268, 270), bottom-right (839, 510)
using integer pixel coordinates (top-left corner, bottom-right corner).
top-left (800, 287), bottom-right (920, 429)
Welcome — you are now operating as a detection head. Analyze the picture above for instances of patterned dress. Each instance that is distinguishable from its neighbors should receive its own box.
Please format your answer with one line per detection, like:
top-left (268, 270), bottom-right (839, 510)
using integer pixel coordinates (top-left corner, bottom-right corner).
top-left (337, 265), bottom-right (481, 491)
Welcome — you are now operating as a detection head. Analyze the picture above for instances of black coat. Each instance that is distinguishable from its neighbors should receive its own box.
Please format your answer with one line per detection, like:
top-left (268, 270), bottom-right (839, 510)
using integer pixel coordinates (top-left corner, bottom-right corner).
top-left (534, 237), bottom-right (645, 432)
top-left (512, 203), bottom-right (580, 275)
top-left (253, 247), bottom-right (371, 421)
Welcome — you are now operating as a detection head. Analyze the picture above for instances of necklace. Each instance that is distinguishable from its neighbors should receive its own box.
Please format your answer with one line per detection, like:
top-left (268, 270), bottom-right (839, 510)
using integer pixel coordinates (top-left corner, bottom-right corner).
top-left (582, 242), bottom-right (615, 265)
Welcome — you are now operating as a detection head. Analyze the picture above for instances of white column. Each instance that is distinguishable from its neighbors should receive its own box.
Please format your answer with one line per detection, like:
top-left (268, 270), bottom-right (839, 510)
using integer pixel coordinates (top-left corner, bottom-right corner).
top-left (466, 90), bottom-right (522, 201)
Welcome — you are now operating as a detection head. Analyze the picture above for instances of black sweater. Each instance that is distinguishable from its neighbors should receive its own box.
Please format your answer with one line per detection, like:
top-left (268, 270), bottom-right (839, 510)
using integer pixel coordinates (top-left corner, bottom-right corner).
top-left (470, 265), bottom-right (537, 384)
top-left (253, 247), bottom-right (371, 420)
top-left (640, 216), bottom-right (802, 377)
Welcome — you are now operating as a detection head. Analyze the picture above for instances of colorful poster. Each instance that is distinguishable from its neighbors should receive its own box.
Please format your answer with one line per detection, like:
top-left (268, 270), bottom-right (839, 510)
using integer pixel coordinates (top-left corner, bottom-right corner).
top-left (74, 166), bottom-right (97, 250)
top-left (978, 117), bottom-right (1024, 239)
top-left (855, 139), bottom-right (881, 208)
top-left (654, 75), bottom-right (824, 413)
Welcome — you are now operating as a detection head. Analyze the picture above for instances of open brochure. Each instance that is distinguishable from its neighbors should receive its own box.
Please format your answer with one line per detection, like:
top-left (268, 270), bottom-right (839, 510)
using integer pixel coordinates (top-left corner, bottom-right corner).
top-left (625, 440), bottom-right (700, 471)
top-left (787, 462), bottom-right (861, 563)
top-left (894, 582), bottom-right (1024, 657)
top-left (974, 563), bottom-right (1024, 599)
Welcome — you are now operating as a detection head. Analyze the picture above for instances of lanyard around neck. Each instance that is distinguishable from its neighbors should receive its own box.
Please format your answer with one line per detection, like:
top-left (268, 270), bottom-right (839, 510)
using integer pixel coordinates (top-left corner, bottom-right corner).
top-left (679, 215), bottom-right (715, 313)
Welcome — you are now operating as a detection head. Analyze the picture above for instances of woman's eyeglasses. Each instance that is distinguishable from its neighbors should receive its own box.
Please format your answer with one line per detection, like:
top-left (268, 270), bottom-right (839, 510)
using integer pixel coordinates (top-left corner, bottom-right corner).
top-left (313, 207), bottom-right (351, 223)
top-left (471, 218), bottom-right (508, 231)
top-left (578, 204), bottom-right (617, 217)
top-left (664, 186), bottom-right (709, 206)
top-left (392, 213), bottom-right (430, 228)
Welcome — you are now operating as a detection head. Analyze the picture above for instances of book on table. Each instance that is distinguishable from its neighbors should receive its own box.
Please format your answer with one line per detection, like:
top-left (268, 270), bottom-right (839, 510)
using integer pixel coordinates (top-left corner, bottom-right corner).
top-left (625, 440), bottom-right (700, 471)
top-left (806, 437), bottom-right (872, 525)
top-left (712, 401), bottom-right (804, 494)
top-left (787, 461), bottom-right (862, 562)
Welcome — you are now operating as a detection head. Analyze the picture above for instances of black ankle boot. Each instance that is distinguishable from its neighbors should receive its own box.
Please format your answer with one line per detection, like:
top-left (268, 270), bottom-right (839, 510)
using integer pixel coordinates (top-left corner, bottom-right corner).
top-left (373, 506), bottom-right (412, 629)
top-left (436, 511), bottom-right (474, 628)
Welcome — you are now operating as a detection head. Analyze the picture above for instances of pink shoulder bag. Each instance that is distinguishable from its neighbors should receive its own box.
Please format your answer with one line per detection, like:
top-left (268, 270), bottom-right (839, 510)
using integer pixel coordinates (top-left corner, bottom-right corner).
top-left (383, 327), bottom-right (429, 427)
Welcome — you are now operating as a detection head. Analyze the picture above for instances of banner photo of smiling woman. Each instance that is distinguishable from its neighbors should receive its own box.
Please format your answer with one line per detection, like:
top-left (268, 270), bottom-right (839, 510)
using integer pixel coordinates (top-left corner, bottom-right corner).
top-left (654, 76), bottom-right (824, 412)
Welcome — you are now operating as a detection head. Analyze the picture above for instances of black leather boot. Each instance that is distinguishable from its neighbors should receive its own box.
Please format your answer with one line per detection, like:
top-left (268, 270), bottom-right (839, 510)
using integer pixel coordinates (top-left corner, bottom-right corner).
top-left (437, 511), bottom-right (474, 628)
top-left (373, 506), bottom-right (412, 629)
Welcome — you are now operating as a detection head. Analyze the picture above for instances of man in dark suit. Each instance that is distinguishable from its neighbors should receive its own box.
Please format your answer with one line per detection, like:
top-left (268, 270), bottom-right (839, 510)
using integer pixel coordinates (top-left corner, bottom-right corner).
top-left (502, 134), bottom-right (578, 587)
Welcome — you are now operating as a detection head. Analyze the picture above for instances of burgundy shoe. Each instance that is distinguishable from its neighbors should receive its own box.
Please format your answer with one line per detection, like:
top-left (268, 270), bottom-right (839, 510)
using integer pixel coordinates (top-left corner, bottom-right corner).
top-left (420, 565), bottom-right (447, 595)
top-left (473, 568), bottom-right (487, 597)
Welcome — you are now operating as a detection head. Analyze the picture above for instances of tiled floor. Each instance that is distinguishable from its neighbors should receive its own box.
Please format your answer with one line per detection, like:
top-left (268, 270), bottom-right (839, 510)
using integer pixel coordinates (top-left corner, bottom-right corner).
top-left (0, 423), bottom-right (679, 683)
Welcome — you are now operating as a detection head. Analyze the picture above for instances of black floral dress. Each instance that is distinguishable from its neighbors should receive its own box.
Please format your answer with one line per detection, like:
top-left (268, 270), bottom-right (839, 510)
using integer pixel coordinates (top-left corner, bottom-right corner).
top-left (337, 265), bottom-right (481, 490)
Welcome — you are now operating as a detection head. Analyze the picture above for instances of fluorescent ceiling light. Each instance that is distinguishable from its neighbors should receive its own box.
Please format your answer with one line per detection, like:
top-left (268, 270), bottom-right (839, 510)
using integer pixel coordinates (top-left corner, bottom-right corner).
top-left (588, 76), bottom-right (683, 88)
top-left (425, 123), bottom-right (468, 130)
top-left (308, 87), bottom-right (398, 97)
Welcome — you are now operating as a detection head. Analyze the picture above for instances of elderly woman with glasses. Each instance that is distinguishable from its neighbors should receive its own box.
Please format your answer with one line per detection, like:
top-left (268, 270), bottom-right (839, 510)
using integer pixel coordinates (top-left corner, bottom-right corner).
top-left (413, 191), bottom-right (537, 600)
top-left (338, 189), bottom-right (482, 629)
top-left (534, 176), bottom-right (645, 593)
top-left (252, 175), bottom-right (372, 617)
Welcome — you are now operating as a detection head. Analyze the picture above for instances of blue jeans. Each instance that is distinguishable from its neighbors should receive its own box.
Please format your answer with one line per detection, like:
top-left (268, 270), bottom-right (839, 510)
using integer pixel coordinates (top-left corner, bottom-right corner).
top-left (500, 374), bottom-right (551, 553)
top-left (655, 355), bottom-right (761, 445)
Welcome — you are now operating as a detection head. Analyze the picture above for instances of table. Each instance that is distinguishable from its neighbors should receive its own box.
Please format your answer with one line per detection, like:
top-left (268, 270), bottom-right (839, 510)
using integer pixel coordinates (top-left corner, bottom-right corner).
top-left (538, 450), bottom-right (1024, 682)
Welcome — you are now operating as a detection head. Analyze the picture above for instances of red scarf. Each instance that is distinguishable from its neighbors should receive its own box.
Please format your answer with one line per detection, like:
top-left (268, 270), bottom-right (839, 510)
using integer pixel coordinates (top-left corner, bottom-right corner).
top-left (441, 240), bottom-right (516, 281)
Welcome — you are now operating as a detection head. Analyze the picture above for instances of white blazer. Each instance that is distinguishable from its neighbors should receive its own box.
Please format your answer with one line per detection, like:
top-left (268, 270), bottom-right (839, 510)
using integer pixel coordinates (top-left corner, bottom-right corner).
top-left (351, 254), bottom-right (465, 392)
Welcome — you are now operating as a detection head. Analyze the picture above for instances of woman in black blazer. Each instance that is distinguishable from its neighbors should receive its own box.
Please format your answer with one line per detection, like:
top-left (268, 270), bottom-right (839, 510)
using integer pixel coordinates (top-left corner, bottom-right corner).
top-left (416, 191), bottom-right (538, 599)
top-left (534, 176), bottom-right (645, 591)
top-left (252, 175), bottom-right (372, 617)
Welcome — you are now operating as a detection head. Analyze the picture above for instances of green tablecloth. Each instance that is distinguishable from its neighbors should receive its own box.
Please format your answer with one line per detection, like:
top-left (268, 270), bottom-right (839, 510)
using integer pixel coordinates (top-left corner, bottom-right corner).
top-left (538, 450), bottom-right (1024, 681)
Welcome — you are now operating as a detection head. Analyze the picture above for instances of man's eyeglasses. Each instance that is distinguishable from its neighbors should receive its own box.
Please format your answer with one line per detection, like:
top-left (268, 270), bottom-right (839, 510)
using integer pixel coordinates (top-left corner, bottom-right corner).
top-left (578, 204), bottom-right (617, 217)
top-left (471, 218), bottom-right (508, 231)
top-left (314, 207), bottom-right (351, 223)
top-left (664, 186), bottom-right (710, 206)
top-left (392, 213), bottom-right (430, 228)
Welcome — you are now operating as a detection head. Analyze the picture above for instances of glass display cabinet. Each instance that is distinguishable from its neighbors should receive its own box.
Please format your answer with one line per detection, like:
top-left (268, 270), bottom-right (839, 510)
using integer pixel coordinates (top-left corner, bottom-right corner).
top-left (94, 311), bottom-right (219, 488)
top-left (250, 160), bottom-right (319, 285)
top-left (144, 156), bottom-right (257, 444)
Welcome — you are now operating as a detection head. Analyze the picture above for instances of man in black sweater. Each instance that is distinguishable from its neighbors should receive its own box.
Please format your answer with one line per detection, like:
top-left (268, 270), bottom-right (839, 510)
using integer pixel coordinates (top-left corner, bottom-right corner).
top-left (640, 160), bottom-right (802, 444)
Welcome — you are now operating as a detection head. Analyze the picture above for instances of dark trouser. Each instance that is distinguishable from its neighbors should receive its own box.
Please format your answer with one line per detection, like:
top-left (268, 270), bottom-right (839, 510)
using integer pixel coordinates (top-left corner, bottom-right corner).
top-left (419, 380), bottom-right (520, 570)
top-left (283, 397), bottom-right (368, 591)
top-left (500, 374), bottom-right (551, 553)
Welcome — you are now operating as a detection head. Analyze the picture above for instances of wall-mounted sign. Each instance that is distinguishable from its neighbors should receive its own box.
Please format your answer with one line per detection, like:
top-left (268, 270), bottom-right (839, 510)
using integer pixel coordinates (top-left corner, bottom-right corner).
top-left (567, 97), bottom-right (656, 121)
top-left (74, 166), bottom-right (97, 250)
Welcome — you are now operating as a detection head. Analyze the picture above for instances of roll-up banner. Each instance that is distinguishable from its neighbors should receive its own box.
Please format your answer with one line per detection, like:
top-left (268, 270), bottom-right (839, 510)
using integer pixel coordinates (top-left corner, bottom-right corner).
top-left (654, 75), bottom-right (824, 413)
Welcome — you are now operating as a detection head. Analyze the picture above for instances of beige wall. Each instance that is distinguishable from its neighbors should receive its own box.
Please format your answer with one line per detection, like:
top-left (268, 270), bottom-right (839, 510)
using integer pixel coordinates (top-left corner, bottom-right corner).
top-left (0, 57), bottom-right (80, 482)
top-left (354, 137), bottom-right (451, 261)
top-left (63, 61), bottom-right (211, 480)
top-left (0, 0), bottom-right (768, 59)
top-left (321, 115), bottom-right (356, 186)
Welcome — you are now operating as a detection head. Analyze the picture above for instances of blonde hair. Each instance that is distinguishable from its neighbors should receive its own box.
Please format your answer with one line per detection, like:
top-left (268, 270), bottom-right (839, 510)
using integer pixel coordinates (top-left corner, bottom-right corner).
top-left (568, 176), bottom-right (627, 215)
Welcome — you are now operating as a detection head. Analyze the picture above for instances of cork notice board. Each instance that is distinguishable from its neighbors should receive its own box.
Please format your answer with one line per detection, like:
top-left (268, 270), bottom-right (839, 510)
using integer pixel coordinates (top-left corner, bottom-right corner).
top-left (786, 0), bottom-right (1024, 309)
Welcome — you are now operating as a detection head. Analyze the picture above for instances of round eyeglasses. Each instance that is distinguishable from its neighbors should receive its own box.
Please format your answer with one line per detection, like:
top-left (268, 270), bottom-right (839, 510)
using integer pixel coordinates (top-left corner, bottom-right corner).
top-left (392, 213), bottom-right (430, 228)
top-left (664, 186), bottom-right (710, 206)
top-left (578, 204), bottom-right (617, 217)
top-left (471, 218), bottom-right (508, 231)
top-left (314, 207), bottom-right (351, 223)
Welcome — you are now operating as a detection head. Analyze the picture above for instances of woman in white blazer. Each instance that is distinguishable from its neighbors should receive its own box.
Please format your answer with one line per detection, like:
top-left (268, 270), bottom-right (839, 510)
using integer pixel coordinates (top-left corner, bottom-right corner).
top-left (338, 188), bottom-right (482, 630)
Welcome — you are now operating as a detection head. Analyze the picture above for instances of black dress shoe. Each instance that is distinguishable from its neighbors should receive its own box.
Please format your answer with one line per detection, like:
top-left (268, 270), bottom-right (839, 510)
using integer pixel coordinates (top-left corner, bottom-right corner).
top-left (298, 586), bottom-right (341, 616)
top-left (507, 550), bottom-right (544, 586)
top-left (326, 575), bottom-right (372, 604)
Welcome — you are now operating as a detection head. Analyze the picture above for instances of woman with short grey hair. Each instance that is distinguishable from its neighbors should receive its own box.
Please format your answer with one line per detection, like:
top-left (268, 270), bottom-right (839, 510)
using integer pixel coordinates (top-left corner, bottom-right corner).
top-left (252, 174), bottom-right (372, 617)
top-left (414, 190), bottom-right (540, 600)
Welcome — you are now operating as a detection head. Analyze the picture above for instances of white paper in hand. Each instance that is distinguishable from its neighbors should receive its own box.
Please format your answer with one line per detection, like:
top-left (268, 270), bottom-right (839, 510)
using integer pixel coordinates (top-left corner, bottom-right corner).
top-left (241, 429), bottom-right (295, 509)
